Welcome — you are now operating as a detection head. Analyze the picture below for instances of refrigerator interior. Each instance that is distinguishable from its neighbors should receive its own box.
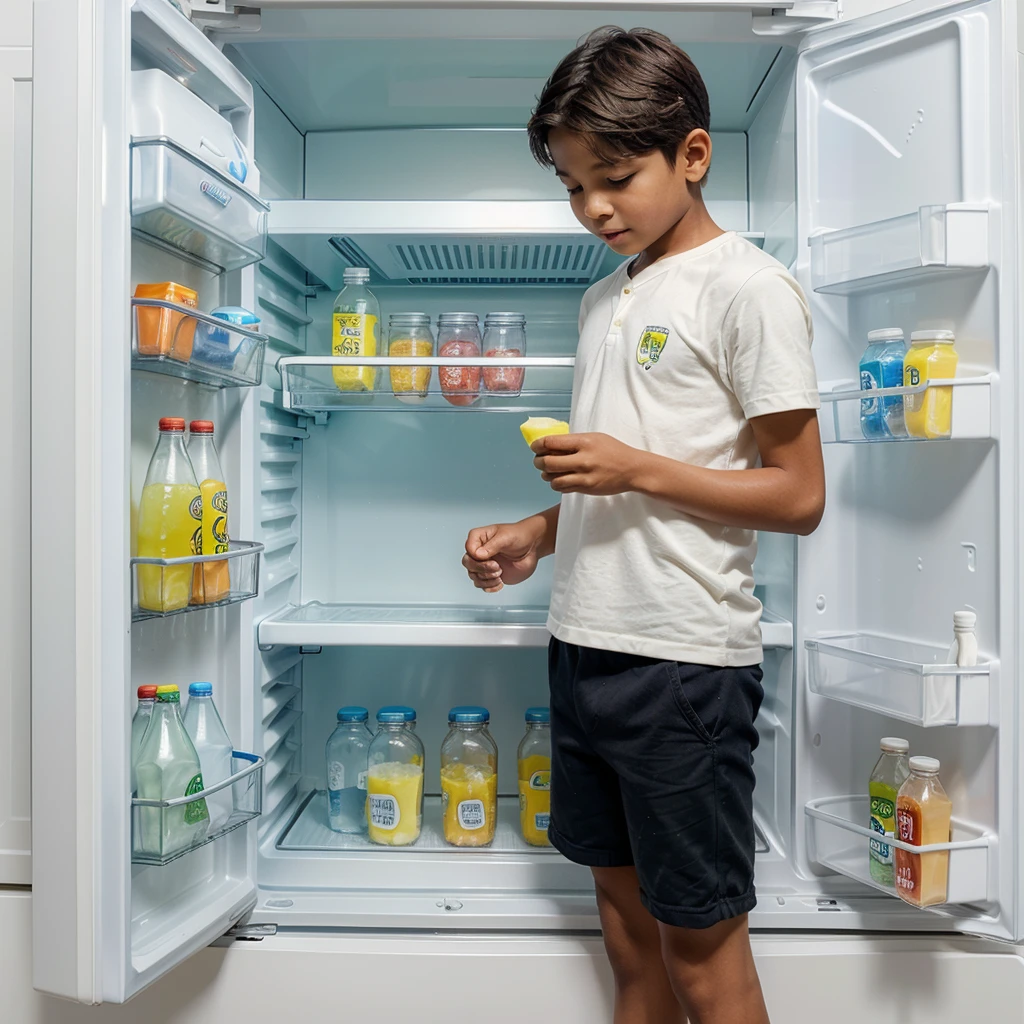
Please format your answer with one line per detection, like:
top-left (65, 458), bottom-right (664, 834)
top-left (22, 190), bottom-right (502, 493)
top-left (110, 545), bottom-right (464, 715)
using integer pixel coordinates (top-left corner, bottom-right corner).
top-left (120, 0), bottom-right (1015, 990)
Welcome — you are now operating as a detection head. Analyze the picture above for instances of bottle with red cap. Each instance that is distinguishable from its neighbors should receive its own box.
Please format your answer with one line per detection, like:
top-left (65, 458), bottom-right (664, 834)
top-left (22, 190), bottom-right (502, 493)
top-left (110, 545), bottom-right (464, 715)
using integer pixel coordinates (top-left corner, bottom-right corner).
top-left (137, 417), bottom-right (202, 613)
top-left (187, 421), bottom-right (230, 604)
top-left (130, 684), bottom-right (159, 794)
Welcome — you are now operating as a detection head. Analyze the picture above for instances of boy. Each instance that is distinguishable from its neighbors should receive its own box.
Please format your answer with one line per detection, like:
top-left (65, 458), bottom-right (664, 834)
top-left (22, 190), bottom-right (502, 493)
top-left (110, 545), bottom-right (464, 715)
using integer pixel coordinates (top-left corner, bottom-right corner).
top-left (462, 27), bottom-right (824, 1024)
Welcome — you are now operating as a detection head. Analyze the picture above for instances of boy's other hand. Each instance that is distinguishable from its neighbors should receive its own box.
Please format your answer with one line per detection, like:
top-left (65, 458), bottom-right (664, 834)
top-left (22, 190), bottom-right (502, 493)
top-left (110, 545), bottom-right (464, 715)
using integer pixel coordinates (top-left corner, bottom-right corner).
top-left (463, 520), bottom-right (545, 593)
top-left (532, 432), bottom-right (640, 496)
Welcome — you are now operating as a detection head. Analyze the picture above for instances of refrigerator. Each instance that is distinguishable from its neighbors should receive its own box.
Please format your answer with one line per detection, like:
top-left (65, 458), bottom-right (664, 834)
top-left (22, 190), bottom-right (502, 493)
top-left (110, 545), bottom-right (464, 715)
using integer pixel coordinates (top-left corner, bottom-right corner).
top-left (23, 0), bottom-right (1024, 1011)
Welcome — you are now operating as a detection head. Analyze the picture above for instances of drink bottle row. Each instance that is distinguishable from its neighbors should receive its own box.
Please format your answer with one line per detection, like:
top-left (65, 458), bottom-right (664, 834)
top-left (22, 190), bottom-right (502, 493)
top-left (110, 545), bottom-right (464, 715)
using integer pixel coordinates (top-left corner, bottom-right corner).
top-left (326, 705), bottom-right (552, 848)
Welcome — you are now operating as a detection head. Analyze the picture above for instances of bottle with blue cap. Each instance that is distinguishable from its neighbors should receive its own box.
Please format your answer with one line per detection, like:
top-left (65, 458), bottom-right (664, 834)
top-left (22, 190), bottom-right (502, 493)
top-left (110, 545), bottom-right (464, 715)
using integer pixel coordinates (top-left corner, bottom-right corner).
top-left (440, 706), bottom-right (498, 847)
top-left (518, 707), bottom-right (552, 846)
top-left (182, 682), bottom-right (235, 831)
top-left (366, 707), bottom-right (425, 846)
top-left (325, 706), bottom-right (373, 833)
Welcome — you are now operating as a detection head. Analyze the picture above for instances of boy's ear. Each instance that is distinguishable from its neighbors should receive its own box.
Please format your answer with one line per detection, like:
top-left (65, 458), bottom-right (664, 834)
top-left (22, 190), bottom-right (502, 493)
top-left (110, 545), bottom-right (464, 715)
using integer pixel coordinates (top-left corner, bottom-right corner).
top-left (678, 129), bottom-right (712, 185)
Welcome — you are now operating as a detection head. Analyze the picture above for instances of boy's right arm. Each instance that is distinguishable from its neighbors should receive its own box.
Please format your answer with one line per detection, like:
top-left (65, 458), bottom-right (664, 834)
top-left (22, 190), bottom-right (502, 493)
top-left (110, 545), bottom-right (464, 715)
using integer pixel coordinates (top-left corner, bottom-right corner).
top-left (462, 505), bottom-right (560, 593)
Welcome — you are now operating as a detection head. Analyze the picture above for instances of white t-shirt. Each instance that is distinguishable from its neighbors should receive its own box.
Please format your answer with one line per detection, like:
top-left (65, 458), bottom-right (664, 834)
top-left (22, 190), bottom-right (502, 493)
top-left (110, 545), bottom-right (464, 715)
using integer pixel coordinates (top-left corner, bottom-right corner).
top-left (547, 231), bottom-right (819, 667)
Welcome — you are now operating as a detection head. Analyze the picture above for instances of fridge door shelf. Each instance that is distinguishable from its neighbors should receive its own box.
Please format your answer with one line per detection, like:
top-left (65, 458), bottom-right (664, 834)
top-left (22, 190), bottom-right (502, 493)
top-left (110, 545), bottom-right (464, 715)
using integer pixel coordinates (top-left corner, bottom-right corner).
top-left (806, 633), bottom-right (992, 727)
top-left (132, 751), bottom-right (264, 867)
top-left (132, 298), bottom-right (267, 388)
top-left (805, 796), bottom-right (993, 907)
top-left (819, 374), bottom-right (994, 444)
top-left (131, 136), bottom-right (270, 274)
top-left (277, 354), bottom-right (575, 413)
top-left (808, 204), bottom-right (990, 295)
top-left (131, 540), bottom-right (264, 623)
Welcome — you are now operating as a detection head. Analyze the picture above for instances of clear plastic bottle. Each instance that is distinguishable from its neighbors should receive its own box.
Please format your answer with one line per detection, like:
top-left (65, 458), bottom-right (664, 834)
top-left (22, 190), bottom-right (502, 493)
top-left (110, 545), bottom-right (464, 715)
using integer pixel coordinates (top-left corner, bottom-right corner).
top-left (482, 312), bottom-right (527, 395)
top-left (517, 707), bottom-right (552, 846)
top-left (182, 682), bottom-right (235, 831)
top-left (441, 706), bottom-right (498, 847)
top-left (130, 684), bottom-right (159, 794)
top-left (326, 706), bottom-right (373, 834)
top-left (868, 737), bottom-right (910, 887)
top-left (187, 421), bottom-right (230, 605)
top-left (332, 267), bottom-right (380, 393)
top-left (859, 328), bottom-right (907, 439)
top-left (388, 313), bottom-right (434, 403)
top-left (437, 312), bottom-right (482, 406)
top-left (895, 756), bottom-right (953, 907)
top-left (904, 330), bottom-right (959, 439)
top-left (366, 708), bottom-right (425, 846)
top-left (136, 417), bottom-right (202, 614)
top-left (135, 684), bottom-right (209, 859)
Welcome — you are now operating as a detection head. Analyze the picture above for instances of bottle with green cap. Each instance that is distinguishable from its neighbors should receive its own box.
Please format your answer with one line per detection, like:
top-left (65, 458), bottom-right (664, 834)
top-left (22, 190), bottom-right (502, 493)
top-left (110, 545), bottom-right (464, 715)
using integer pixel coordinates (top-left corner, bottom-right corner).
top-left (326, 706), bottom-right (373, 834)
top-left (135, 684), bottom-right (209, 858)
top-left (518, 707), bottom-right (552, 846)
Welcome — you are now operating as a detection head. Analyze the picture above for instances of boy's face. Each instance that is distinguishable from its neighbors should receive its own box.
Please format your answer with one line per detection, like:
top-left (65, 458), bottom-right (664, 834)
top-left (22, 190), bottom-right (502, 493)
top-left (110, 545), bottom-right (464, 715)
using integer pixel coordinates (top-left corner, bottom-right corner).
top-left (549, 128), bottom-right (710, 257)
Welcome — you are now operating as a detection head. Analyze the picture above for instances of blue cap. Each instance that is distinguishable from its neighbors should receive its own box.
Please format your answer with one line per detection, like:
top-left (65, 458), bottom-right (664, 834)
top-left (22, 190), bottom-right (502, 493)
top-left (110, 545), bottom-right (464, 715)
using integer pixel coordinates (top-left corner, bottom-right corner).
top-left (377, 707), bottom-right (412, 724)
top-left (449, 705), bottom-right (490, 724)
top-left (188, 682), bottom-right (213, 697)
top-left (378, 704), bottom-right (416, 722)
top-left (337, 705), bottom-right (369, 723)
top-left (525, 706), bottom-right (550, 723)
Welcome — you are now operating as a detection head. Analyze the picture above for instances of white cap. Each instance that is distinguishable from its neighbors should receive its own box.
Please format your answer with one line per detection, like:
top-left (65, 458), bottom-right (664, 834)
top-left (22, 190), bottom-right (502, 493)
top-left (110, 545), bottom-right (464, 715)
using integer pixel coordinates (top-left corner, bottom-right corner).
top-left (867, 328), bottom-right (904, 342)
top-left (343, 267), bottom-right (370, 283)
top-left (909, 756), bottom-right (941, 774)
top-left (953, 610), bottom-right (977, 630)
top-left (880, 737), bottom-right (910, 754)
top-left (910, 329), bottom-right (955, 343)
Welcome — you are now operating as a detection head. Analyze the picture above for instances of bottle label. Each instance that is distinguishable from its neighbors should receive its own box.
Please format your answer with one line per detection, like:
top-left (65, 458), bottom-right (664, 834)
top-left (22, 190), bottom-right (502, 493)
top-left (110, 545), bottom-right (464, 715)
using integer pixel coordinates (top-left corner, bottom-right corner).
top-left (211, 488), bottom-right (229, 554)
top-left (357, 770), bottom-right (368, 791)
top-left (369, 794), bottom-right (400, 830)
top-left (869, 794), bottom-right (896, 865)
top-left (529, 769), bottom-right (551, 790)
top-left (328, 762), bottom-right (344, 791)
top-left (860, 366), bottom-right (879, 415)
top-left (183, 773), bottom-right (210, 825)
top-left (534, 813), bottom-right (550, 831)
top-left (457, 799), bottom-right (486, 830)
top-left (895, 803), bottom-right (922, 897)
top-left (332, 313), bottom-right (377, 357)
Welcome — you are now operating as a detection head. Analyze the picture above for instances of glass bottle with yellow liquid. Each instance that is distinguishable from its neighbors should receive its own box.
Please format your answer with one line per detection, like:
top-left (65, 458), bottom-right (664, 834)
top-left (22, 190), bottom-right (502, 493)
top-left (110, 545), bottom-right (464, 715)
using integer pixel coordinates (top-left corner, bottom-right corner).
top-left (332, 267), bottom-right (380, 393)
top-left (903, 330), bottom-right (959, 438)
top-left (441, 706), bottom-right (498, 847)
top-left (188, 420), bottom-right (230, 605)
top-left (367, 709), bottom-right (424, 846)
top-left (517, 707), bottom-right (551, 846)
top-left (137, 417), bottom-right (202, 613)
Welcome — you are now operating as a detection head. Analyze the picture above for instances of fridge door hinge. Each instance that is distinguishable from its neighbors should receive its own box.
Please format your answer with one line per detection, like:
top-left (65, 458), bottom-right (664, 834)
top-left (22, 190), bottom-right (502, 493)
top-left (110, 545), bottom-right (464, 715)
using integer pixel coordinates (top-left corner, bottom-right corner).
top-left (225, 922), bottom-right (278, 941)
top-left (752, 1), bottom-right (840, 37)
top-left (187, 1), bottom-right (262, 35)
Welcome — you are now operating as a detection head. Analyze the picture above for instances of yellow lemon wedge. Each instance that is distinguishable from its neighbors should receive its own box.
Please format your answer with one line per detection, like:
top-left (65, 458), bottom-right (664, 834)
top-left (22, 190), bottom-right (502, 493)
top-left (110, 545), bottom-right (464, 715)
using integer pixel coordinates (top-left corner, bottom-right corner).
top-left (520, 416), bottom-right (570, 449)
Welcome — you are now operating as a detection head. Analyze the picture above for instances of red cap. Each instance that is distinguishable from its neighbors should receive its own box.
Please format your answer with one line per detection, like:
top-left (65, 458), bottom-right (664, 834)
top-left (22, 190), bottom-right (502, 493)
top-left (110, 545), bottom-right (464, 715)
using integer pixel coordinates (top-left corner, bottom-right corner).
top-left (137, 685), bottom-right (158, 699)
top-left (158, 417), bottom-right (185, 432)
top-left (189, 420), bottom-right (214, 434)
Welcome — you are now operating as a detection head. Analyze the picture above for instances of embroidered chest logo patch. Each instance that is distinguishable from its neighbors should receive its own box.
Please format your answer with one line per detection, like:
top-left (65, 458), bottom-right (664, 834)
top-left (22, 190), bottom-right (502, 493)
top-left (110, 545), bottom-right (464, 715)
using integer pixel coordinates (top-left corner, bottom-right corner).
top-left (636, 326), bottom-right (670, 370)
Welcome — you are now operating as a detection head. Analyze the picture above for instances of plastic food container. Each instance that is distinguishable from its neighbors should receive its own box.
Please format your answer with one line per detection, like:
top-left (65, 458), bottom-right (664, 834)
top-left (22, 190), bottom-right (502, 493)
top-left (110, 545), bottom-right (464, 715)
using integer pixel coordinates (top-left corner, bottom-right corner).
top-left (134, 282), bottom-right (198, 360)
top-left (192, 306), bottom-right (261, 371)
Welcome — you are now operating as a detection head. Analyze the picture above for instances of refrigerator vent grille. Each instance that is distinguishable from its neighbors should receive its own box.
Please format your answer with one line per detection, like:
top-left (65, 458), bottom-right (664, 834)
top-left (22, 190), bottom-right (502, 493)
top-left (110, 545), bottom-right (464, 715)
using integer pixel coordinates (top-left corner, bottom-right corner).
top-left (330, 235), bottom-right (605, 285)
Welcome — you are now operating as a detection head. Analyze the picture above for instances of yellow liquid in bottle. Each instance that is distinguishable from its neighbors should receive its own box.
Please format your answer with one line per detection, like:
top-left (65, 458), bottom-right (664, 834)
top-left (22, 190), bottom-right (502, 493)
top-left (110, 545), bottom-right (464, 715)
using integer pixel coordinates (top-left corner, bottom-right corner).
top-left (366, 762), bottom-right (423, 846)
top-left (137, 483), bottom-right (202, 612)
top-left (441, 763), bottom-right (497, 847)
top-left (518, 754), bottom-right (551, 846)
top-left (332, 313), bottom-right (378, 392)
top-left (903, 342), bottom-right (959, 438)
top-left (191, 478), bottom-right (229, 605)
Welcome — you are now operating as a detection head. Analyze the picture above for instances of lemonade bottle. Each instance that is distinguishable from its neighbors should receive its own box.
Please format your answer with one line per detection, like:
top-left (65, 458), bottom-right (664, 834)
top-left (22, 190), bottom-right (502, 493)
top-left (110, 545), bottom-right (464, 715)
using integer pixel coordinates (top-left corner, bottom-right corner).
top-left (868, 737), bottom-right (910, 887)
top-left (332, 267), bottom-right (380, 392)
top-left (137, 417), bottom-right (202, 613)
top-left (367, 709), bottom-right (425, 846)
top-left (440, 706), bottom-right (498, 847)
top-left (517, 707), bottom-right (551, 846)
top-left (904, 330), bottom-right (959, 438)
top-left (187, 420), bottom-right (230, 605)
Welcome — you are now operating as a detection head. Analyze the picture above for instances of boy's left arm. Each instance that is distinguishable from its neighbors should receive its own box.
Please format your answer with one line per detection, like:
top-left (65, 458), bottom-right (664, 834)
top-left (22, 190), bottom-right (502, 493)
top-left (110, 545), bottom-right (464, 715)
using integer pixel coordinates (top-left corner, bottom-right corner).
top-left (532, 406), bottom-right (825, 536)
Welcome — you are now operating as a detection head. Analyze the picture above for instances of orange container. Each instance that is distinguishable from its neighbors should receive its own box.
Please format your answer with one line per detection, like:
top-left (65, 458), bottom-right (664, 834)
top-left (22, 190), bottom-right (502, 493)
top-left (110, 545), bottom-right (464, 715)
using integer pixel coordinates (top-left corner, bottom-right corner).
top-left (134, 282), bottom-right (199, 361)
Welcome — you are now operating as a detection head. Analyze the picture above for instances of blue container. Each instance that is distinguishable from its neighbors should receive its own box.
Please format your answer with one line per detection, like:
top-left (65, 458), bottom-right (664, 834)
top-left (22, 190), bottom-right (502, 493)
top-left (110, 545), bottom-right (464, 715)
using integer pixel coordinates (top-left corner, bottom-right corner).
top-left (859, 328), bottom-right (907, 439)
top-left (193, 306), bottom-right (260, 370)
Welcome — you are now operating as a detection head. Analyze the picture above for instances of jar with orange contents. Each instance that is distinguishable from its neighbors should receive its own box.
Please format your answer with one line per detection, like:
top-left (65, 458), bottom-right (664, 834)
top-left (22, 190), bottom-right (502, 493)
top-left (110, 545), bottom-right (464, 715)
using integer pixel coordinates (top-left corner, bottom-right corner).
top-left (388, 313), bottom-right (434, 403)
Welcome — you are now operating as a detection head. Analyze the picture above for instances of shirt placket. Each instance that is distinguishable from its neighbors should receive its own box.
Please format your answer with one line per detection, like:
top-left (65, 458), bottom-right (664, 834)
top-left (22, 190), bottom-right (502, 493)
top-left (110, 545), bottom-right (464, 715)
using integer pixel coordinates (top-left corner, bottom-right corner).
top-left (606, 282), bottom-right (635, 346)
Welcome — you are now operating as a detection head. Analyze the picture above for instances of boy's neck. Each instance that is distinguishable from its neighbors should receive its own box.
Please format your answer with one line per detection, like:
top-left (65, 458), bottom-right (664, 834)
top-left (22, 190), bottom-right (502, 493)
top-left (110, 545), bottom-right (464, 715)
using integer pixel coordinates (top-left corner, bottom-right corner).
top-left (629, 198), bottom-right (724, 277)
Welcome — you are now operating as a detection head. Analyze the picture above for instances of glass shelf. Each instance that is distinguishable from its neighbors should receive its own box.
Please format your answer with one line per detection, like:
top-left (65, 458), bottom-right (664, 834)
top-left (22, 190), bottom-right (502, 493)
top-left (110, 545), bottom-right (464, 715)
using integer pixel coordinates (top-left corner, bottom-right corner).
top-left (131, 136), bottom-right (270, 274)
top-left (804, 796), bottom-right (992, 907)
top-left (132, 751), bottom-right (264, 866)
top-left (805, 633), bottom-right (991, 727)
top-left (809, 204), bottom-right (990, 295)
top-left (819, 374), bottom-right (994, 444)
top-left (277, 355), bottom-right (574, 414)
top-left (131, 539), bottom-right (264, 623)
top-left (132, 298), bottom-right (267, 388)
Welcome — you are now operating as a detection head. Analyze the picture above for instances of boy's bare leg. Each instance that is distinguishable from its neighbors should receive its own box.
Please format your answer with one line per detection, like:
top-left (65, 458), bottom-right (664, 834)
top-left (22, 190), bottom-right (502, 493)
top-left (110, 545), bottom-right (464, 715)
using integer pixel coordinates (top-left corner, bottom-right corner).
top-left (593, 866), bottom-right (686, 1024)
top-left (658, 914), bottom-right (770, 1024)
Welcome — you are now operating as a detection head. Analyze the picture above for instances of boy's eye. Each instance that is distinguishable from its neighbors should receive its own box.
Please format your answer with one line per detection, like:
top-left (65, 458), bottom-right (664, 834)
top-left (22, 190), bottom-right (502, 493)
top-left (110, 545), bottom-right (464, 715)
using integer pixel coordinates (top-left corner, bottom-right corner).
top-left (608, 174), bottom-right (635, 188)
top-left (566, 184), bottom-right (583, 196)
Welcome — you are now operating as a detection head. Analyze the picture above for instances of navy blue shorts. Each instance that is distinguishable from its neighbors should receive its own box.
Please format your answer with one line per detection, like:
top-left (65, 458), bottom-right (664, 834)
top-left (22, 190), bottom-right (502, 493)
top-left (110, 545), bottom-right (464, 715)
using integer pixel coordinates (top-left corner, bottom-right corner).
top-left (547, 638), bottom-right (764, 930)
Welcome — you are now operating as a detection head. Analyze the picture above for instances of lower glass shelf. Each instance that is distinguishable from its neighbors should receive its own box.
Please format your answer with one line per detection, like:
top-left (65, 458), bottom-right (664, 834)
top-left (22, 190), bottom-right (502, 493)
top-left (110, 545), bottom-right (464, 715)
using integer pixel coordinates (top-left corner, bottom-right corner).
top-left (132, 751), bottom-right (264, 866)
top-left (131, 539), bottom-right (264, 623)
top-left (804, 795), bottom-right (992, 907)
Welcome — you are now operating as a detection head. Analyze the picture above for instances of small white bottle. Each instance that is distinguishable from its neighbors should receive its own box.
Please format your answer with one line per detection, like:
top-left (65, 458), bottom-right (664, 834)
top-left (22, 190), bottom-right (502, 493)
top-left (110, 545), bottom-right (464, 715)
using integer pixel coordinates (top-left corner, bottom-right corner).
top-left (947, 610), bottom-right (978, 667)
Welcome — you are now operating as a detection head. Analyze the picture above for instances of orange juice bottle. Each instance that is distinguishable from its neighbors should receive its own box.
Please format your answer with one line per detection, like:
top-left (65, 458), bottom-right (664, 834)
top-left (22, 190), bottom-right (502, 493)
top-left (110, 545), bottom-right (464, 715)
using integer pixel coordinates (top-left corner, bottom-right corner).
top-left (440, 707), bottom-right (497, 847)
top-left (187, 420), bottom-right (230, 605)
top-left (895, 756), bottom-right (953, 907)
top-left (517, 707), bottom-right (551, 846)
top-left (137, 418), bottom-right (202, 613)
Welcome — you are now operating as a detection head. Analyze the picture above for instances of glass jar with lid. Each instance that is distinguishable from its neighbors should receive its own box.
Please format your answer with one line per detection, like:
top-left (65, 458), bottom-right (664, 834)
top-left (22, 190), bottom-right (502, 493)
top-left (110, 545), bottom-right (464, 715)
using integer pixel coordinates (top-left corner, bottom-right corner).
top-left (440, 706), bottom-right (498, 847)
top-left (388, 312), bottom-right (434, 403)
top-left (366, 707), bottom-right (425, 846)
top-left (325, 706), bottom-right (373, 834)
top-left (517, 707), bottom-right (552, 846)
top-left (482, 312), bottom-right (526, 395)
top-left (437, 312), bottom-right (482, 406)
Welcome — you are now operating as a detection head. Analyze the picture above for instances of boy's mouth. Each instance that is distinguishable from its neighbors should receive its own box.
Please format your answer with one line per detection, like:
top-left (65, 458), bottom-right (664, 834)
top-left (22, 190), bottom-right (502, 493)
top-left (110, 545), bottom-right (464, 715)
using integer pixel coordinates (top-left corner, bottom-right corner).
top-left (601, 229), bottom-right (629, 244)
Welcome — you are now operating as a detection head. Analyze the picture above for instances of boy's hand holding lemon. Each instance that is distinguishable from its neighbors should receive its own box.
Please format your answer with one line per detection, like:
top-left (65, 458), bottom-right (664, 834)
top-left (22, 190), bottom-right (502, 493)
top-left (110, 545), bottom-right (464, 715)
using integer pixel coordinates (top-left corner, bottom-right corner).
top-left (522, 417), bottom-right (641, 497)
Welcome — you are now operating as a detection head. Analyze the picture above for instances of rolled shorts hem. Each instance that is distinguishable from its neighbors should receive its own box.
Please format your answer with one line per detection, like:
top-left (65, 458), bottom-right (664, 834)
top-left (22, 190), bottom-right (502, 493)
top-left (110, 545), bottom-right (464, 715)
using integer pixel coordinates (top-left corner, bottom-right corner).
top-left (547, 820), bottom-right (634, 869)
top-left (640, 888), bottom-right (757, 930)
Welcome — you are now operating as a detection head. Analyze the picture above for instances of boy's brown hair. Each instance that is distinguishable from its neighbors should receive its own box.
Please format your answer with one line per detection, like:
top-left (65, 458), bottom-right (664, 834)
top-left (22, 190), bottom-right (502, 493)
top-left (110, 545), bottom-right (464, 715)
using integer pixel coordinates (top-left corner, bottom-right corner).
top-left (527, 27), bottom-right (711, 181)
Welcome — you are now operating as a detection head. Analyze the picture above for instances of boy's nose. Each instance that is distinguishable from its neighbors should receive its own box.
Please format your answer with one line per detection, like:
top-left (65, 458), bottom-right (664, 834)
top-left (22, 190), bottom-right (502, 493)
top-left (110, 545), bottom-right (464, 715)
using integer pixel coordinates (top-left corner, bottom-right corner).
top-left (584, 193), bottom-right (614, 221)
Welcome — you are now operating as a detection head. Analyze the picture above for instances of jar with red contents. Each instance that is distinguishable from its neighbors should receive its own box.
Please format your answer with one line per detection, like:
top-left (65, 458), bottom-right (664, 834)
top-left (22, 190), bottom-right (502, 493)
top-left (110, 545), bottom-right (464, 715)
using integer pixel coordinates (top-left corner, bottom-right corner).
top-left (482, 312), bottom-right (526, 395)
top-left (437, 312), bottom-right (482, 407)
